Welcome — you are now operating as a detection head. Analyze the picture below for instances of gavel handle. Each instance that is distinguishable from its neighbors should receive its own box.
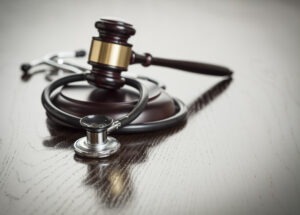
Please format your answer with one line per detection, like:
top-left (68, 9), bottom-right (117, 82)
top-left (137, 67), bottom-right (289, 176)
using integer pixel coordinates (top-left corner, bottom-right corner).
top-left (131, 52), bottom-right (232, 76)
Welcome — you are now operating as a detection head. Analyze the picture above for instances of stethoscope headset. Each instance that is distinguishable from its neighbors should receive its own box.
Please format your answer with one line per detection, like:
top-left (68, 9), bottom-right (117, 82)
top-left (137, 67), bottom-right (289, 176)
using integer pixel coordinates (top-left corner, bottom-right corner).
top-left (21, 18), bottom-right (233, 159)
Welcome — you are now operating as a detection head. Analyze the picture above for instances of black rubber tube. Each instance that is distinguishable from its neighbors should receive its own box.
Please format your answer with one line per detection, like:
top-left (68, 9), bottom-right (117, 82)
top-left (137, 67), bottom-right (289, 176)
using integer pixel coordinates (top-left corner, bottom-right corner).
top-left (41, 74), bottom-right (149, 130)
top-left (117, 77), bottom-right (148, 126)
top-left (42, 74), bottom-right (188, 133)
top-left (117, 98), bottom-right (187, 133)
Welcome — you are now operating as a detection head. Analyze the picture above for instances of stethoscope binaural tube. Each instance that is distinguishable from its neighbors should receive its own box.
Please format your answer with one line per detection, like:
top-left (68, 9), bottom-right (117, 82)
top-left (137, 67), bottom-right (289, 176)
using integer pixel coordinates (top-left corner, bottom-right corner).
top-left (42, 73), bottom-right (150, 158)
top-left (41, 73), bottom-right (149, 133)
top-left (41, 73), bottom-right (187, 158)
top-left (42, 73), bottom-right (188, 134)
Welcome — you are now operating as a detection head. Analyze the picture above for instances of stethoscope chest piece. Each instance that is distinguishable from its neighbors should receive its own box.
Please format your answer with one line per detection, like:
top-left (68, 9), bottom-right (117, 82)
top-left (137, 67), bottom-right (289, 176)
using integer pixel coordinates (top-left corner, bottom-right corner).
top-left (74, 115), bottom-right (120, 158)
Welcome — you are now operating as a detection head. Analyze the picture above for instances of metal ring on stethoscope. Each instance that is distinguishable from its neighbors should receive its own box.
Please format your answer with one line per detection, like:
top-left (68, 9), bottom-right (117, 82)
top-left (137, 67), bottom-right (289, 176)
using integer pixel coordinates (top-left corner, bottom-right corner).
top-left (42, 74), bottom-right (187, 134)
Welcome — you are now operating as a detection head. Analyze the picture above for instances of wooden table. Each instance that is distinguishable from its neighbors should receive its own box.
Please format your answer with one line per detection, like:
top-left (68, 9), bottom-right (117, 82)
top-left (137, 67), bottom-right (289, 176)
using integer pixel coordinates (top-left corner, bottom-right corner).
top-left (0, 1), bottom-right (299, 214)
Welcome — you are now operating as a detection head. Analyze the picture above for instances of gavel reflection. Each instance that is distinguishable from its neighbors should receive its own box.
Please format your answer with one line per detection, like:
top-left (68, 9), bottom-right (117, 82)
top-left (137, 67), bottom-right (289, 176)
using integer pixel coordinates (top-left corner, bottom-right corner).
top-left (75, 157), bottom-right (133, 208)
top-left (87, 18), bottom-right (232, 89)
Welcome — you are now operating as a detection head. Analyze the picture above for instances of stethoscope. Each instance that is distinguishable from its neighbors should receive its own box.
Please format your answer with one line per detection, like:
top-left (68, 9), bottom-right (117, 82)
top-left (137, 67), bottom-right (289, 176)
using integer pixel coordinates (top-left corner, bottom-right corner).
top-left (21, 18), bottom-right (233, 159)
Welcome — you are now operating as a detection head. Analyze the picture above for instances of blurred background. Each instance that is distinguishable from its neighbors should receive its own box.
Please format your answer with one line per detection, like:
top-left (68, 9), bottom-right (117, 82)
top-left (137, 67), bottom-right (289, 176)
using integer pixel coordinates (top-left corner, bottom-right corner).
top-left (0, 0), bottom-right (300, 214)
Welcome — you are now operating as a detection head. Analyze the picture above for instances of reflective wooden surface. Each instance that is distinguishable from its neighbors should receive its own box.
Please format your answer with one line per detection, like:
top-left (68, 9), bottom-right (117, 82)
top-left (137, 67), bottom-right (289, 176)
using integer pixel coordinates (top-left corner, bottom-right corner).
top-left (1, 0), bottom-right (300, 214)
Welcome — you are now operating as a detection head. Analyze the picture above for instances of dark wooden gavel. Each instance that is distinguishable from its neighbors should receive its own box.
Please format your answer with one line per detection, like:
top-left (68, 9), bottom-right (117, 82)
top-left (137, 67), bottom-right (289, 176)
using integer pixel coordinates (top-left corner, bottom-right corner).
top-left (87, 18), bottom-right (233, 89)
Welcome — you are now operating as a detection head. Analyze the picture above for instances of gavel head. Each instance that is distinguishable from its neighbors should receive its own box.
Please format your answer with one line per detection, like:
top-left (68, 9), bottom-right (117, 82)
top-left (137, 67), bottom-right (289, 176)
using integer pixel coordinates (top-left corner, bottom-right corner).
top-left (87, 18), bottom-right (136, 90)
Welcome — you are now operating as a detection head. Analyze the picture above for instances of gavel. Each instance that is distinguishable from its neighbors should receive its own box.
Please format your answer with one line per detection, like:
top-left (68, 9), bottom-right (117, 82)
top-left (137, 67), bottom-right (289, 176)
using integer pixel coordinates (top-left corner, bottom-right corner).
top-left (19, 18), bottom-right (233, 159)
top-left (87, 18), bottom-right (232, 90)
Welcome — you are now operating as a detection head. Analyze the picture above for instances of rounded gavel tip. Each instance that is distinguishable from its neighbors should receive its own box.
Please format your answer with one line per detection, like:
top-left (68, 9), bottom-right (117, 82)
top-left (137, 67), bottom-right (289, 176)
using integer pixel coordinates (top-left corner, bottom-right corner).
top-left (75, 50), bottom-right (86, 57)
top-left (20, 63), bottom-right (31, 74)
top-left (97, 18), bottom-right (135, 31)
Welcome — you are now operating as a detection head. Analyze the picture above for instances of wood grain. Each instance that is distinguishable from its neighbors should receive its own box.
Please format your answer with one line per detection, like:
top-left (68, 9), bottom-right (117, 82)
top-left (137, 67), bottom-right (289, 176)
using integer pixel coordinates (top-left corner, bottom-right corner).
top-left (0, 0), bottom-right (300, 214)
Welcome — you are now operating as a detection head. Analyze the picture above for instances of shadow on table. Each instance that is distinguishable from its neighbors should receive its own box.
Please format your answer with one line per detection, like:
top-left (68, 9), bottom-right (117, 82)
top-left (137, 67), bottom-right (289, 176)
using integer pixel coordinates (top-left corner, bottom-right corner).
top-left (42, 77), bottom-right (232, 208)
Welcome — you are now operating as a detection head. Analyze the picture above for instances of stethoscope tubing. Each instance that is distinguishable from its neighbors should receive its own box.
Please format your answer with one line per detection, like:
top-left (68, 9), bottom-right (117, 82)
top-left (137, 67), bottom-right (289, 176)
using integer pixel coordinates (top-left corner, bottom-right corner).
top-left (42, 73), bottom-right (149, 133)
top-left (42, 74), bottom-right (187, 134)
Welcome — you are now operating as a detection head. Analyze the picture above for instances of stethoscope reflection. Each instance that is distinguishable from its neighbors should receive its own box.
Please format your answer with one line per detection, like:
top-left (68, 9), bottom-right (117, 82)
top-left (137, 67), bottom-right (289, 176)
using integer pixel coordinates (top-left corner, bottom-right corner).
top-left (44, 117), bottom-right (186, 208)
top-left (42, 77), bottom-right (232, 208)
top-left (74, 153), bottom-right (134, 208)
